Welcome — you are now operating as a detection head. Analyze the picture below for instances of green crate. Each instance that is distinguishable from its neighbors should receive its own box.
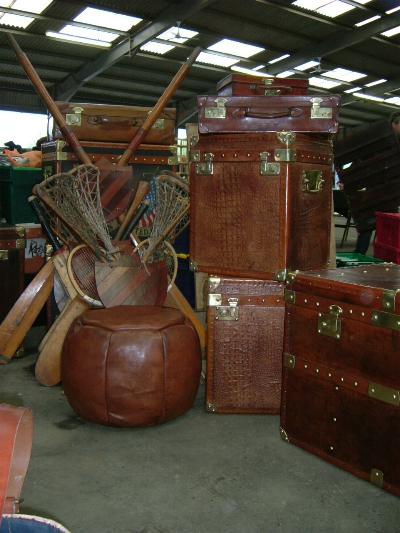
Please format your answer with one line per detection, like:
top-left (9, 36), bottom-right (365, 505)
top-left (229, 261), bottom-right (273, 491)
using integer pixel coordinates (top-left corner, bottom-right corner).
top-left (0, 167), bottom-right (43, 224)
top-left (336, 252), bottom-right (384, 268)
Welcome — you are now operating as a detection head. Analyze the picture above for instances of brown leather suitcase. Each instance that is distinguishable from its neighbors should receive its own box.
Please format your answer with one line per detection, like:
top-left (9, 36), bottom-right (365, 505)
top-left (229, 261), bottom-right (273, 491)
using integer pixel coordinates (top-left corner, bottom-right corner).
top-left (281, 264), bottom-right (400, 497)
top-left (54, 102), bottom-right (176, 145)
top-left (0, 226), bottom-right (25, 322)
top-left (198, 95), bottom-right (340, 134)
top-left (217, 74), bottom-right (308, 96)
top-left (206, 276), bottom-right (285, 414)
top-left (190, 132), bottom-right (333, 280)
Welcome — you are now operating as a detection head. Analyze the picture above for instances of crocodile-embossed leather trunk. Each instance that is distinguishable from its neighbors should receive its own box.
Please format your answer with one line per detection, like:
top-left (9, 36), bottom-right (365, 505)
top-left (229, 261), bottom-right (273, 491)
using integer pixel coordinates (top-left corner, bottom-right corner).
top-left (206, 276), bottom-right (285, 414)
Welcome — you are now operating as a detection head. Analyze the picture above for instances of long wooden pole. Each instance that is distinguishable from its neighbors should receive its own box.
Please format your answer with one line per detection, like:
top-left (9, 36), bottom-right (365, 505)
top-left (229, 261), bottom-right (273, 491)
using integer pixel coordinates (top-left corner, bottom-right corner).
top-left (118, 46), bottom-right (202, 166)
top-left (6, 33), bottom-right (91, 166)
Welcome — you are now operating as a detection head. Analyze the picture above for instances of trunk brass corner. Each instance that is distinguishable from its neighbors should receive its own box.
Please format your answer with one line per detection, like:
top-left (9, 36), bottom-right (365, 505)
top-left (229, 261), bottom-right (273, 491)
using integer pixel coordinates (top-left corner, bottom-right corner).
top-left (274, 269), bottom-right (288, 282)
top-left (208, 277), bottom-right (221, 292)
top-left (318, 305), bottom-right (342, 339)
top-left (15, 226), bottom-right (25, 238)
top-left (0, 250), bottom-right (9, 261)
top-left (280, 427), bottom-right (289, 442)
top-left (371, 310), bottom-right (400, 332)
top-left (368, 382), bottom-right (400, 407)
top-left (204, 98), bottom-right (227, 119)
top-left (277, 131), bottom-right (296, 145)
top-left (283, 353), bottom-right (296, 369)
top-left (284, 290), bottom-right (296, 304)
top-left (302, 170), bottom-right (324, 193)
top-left (189, 260), bottom-right (198, 272)
top-left (16, 239), bottom-right (25, 249)
top-left (206, 402), bottom-right (217, 413)
top-left (381, 290), bottom-right (398, 313)
top-left (370, 469), bottom-right (384, 488)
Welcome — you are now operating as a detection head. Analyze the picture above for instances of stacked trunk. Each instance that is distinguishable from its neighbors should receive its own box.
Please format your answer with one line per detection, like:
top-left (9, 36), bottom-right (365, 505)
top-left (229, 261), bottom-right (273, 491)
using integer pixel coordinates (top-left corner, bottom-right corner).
top-left (189, 74), bottom-right (339, 414)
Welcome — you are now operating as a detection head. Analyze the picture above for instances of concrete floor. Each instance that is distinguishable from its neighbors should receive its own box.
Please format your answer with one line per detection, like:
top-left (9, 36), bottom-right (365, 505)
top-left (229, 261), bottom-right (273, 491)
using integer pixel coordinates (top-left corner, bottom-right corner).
top-left (1, 221), bottom-right (398, 533)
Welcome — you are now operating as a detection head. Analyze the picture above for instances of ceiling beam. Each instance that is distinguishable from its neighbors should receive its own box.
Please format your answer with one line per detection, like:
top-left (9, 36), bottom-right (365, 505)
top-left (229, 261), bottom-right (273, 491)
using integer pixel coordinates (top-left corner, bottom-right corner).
top-left (267, 12), bottom-right (400, 75)
top-left (54, 0), bottom-right (218, 101)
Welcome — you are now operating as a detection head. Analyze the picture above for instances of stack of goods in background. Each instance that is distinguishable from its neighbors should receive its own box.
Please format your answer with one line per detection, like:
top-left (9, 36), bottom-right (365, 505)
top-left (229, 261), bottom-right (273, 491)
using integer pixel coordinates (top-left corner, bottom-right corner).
top-left (189, 74), bottom-right (340, 414)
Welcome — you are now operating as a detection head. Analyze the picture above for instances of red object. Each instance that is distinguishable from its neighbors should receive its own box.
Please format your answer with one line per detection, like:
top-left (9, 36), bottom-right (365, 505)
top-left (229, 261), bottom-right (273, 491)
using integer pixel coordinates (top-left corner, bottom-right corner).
top-left (217, 74), bottom-right (308, 96)
top-left (374, 241), bottom-right (400, 264)
top-left (281, 264), bottom-right (400, 497)
top-left (375, 212), bottom-right (400, 248)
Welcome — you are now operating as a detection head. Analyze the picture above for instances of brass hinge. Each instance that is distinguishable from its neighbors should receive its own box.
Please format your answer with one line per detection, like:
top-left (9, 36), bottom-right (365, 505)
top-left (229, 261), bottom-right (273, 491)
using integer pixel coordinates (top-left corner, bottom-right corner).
top-left (277, 131), bottom-right (296, 145)
top-left (195, 153), bottom-right (214, 175)
top-left (302, 170), bottom-right (324, 193)
top-left (260, 152), bottom-right (280, 175)
top-left (370, 469), bottom-right (384, 488)
top-left (189, 260), bottom-right (198, 272)
top-left (208, 276), bottom-right (220, 292)
top-left (204, 97), bottom-right (227, 119)
top-left (215, 297), bottom-right (239, 321)
top-left (280, 427), bottom-right (289, 442)
top-left (371, 310), bottom-right (400, 332)
top-left (285, 290), bottom-right (296, 304)
top-left (274, 148), bottom-right (296, 162)
top-left (310, 97), bottom-right (333, 119)
top-left (283, 352), bottom-right (296, 369)
top-left (368, 382), bottom-right (400, 407)
top-left (0, 250), bottom-right (9, 261)
top-left (381, 290), bottom-right (398, 312)
top-left (318, 305), bottom-right (343, 339)
top-left (275, 269), bottom-right (297, 282)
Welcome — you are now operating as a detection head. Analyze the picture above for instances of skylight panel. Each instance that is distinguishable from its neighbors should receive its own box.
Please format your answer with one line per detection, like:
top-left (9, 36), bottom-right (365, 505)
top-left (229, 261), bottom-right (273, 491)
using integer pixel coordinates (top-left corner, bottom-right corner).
top-left (385, 97), bottom-right (400, 106)
top-left (344, 86), bottom-right (362, 93)
top-left (268, 54), bottom-right (290, 64)
top-left (74, 7), bottom-right (142, 31)
top-left (353, 0), bottom-right (373, 4)
top-left (293, 0), bottom-right (328, 10)
top-left (0, 13), bottom-right (33, 27)
top-left (309, 77), bottom-right (342, 88)
top-left (157, 26), bottom-right (198, 44)
top-left (324, 67), bottom-right (366, 82)
top-left (208, 39), bottom-right (264, 59)
top-left (0, 0), bottom-right (53, 28)
top-left (276, 70), bottom-right (295, 78)
top-left (140, 41), bottom-right (175, 55)
top-left (294, 60), bottom-right (320, 71)
top-left (365, 79), bottom-right (387, 87)
top-left (355, 15), bottom-right (381, 27)
top-left (382, 26), bottom-right (400, 38)
top-left (196, 51), bottom-right (239, 67)
top-left (353, 92), bottom-right (385, 102)
top-left (317, 1), bottom-right (354, 18)
top-left (60, 24), bottom-right (118, 43)
top-left (46, 31), bottom-right (111, 47)
top-left (231, 66), bottom-right (273, 77)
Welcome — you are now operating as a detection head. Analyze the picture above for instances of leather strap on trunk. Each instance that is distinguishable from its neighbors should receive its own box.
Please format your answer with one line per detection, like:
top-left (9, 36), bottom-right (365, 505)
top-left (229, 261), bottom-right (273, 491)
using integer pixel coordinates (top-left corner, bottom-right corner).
top-left (0, 404), bottom-right (33, 524)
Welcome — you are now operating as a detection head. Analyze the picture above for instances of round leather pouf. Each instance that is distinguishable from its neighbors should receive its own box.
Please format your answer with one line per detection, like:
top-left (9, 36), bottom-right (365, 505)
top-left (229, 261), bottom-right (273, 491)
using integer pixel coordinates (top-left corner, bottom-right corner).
top-left (61, 306), bottom-right (201, 427)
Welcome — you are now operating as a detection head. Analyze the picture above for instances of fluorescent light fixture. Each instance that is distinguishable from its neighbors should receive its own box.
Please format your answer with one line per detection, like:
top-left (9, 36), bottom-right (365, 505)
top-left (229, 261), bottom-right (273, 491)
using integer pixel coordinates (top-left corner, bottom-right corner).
top-left (344, 86), bottom-right (362, 93)
top-left (196, 51), bottom-right (239, 67)
top-left (253, 64), bottom-right (266, 71)
top-left (0, 13), bottom-right (33, 27)
top-left (157, 26), bottom-right (198, 44)
top-left (385, 97), bottom-right (400, 106)
top-left (386, 7), bottom-right (400, 14)
top-left (46, 31), bottom-right (111, 47)
top-left (231, 65), bottom-right (273, 77)
top-left (268, 53), bottom-right (290, 64)
top-left (276, 70), bottom-right (295, 78)
top-left (208, 38), bottom-right (264, 58)
top-left (382, 25), bottom-right (400, 38)
top-left (309, 77), bottom-right (342, 88)
top-left (365, 79), bottom-right (387, 87)
top-left (324, 67), bottom-right (366, 82)
top-left (60, 24), bottom-right (119, 43)
top-left (73, 7), bottom-right (142, 31)
top-left (342, 163), bottom-right (352, 169)
top-left (353, 92), bottom-right (385, 102)
top-left (353, 0), bottom-right (373, 3)
top-left (355, 15), bottom-right (381, 27)
top-left (140, 41), bottom-right (175, 55)
top-left (294, 60), bottom-right (319, 71)
top-left (0, 0), bottom-right (53, 28)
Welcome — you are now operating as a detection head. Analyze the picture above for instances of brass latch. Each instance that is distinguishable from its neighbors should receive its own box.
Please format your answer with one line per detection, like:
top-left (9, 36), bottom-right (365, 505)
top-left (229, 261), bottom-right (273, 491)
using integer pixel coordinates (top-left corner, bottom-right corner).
top-left (302, 170), bottom-right (325, 193)
top-left (208, 276), bottom-right (220, 292)
top-left (195, 153), bottom-right (214, 175)
top-left (310, 97), bottom-right (333, 119)
top-left (318, 305), bottom-right (343, 339)
top-left (66, 106), bottom-right (84, 126)
top-left (260, 152), bottom-right (280, 175)
top-left (0, 250), bottom-right (9, 261)
top-left (284, 290), bottom-right (296, 304)
top-left (368, 382), bottom-right (400, 407)
top-left (274, 148), bottom-right (296, 162)
top-left (204, 98), bottom-right (227, 119)
top-left (371, 310), bottom-right (400, 332)
top-left (283, 352), bottom-right (296, 369)
top-left (215, 297), bottom-right (239, 321)
top-left (152, 118), bottom-right (165, 129)
top-left (264, 88), bottom-right (281, 96)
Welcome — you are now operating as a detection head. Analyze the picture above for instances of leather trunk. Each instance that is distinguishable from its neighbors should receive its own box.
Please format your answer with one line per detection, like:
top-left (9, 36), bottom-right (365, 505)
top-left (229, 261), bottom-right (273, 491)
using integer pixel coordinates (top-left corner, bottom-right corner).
top-left (217, 74), bottom-right (308, 96)
top-left (198, 95), bottom-right (340, 134)
top-left (54, 102), bottom-right (176, 145)
top-left (206, 276), bottom-right (285, 414)
top-left (190, 132), bottom-right (333, 279)
top-left (0, 226), bottom-right (25, 322)
top-left (281, 264), bottom-right (400, 497)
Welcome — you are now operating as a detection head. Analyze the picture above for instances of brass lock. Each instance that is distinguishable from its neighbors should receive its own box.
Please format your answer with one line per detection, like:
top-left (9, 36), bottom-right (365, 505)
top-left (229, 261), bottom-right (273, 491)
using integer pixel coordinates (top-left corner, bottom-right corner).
top-left (302, 170), bottom-right (325, 193)
top-left (318, 305), bottom-right (343, 339)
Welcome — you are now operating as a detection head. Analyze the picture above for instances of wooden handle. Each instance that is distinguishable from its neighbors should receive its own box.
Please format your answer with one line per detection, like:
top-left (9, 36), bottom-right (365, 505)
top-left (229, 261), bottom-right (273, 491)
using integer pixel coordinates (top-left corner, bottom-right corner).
top-left (118, 46), bottom-right (202, 166)
top-left (115, 181), bottom-right (150, 240)
top-left (123, 201), bottom-right (149, 240)
top-left (6, 33), bottom-right (91, 166)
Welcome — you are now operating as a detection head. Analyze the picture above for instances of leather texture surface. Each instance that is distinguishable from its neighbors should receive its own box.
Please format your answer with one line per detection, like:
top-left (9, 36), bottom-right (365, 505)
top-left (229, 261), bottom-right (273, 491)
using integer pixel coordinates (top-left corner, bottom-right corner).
top-left (62, 306), bottom-right (201, 427)
top-left (281, 269), bottom-right (400, 497)
top-left (190, 133), bottom-right (332, 278)
top-left (217, 74), bottom-right (308, 96)
top-left (206, 278), bottom-right (285, 413)
top-left (0, 233), bottom-right (24, 322)
top-left (54, 103), bottom-right (176, 144)
top-left (198, 95), bottom-right (340, 134)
